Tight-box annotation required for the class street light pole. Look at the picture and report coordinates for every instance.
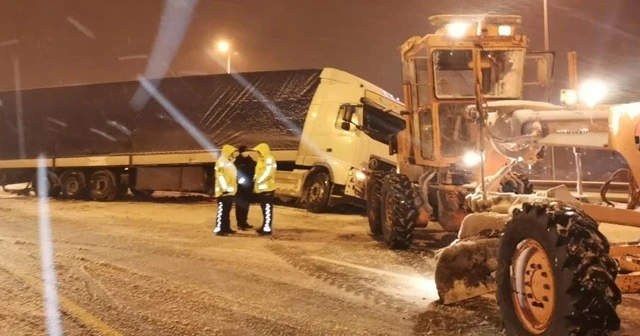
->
[542,0,556,180]
[543,0,550,51]
[217,40,232,74]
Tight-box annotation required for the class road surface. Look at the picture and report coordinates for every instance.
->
[1,194,639,335]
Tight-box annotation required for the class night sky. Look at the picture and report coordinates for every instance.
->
[1,0,639,99]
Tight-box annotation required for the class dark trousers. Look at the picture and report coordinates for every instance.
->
[235,190,252,227]
[257,191,275,233]
[214,196,234,233]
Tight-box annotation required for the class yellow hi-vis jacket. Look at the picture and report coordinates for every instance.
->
[253,143,277,193]
[214,145,238,198]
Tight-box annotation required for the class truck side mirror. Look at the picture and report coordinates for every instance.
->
[342,105,356,122]
[388,135,398,155]
[340,121,351,131]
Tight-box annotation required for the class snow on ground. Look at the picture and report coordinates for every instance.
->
[0,192,638,335]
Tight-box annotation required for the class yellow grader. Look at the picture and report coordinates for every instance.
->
[366,14,640,335]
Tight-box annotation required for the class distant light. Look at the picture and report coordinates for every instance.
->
[217,40,230,53]
[446,23,470,38]
[498,25,512,36]
[579,79,608,107]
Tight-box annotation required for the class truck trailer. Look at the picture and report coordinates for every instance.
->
[0,67,405,212]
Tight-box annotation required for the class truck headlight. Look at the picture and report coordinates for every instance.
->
[355,171,366,181]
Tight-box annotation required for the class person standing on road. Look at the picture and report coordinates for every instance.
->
[214,144,239,236]
[253,143,277,236]
[234,145,256,231]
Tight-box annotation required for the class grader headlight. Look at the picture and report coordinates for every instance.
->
[446,22,471,38]
[462,151,483,167]
[579,79,608,107]
[498,25,513,36]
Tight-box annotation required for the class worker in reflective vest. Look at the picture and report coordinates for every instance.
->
[214,144,239,236]
[253,143,277,235]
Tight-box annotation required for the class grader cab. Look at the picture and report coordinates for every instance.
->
[366,14,640,334]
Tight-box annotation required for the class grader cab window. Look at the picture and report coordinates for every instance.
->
[438,103,475,158]
[433,49,525,99]
[419,110,434,159]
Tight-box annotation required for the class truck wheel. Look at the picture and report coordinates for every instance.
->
[367,171,386,235]
[60,170,87,200]
[305,172,331,213]
[89,170,118,202]
[500,172,534,194]
[497,202,621,335]
[380,173,417,249]
[32,171,61,198]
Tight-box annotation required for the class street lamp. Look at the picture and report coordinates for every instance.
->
[543,0,549,51]
[217,40,231,74]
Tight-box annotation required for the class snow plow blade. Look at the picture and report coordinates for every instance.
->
[434,237,500,304]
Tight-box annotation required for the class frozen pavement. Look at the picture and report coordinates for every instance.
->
[0,194,640,335]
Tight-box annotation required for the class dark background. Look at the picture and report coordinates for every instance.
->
[0,0,639,101]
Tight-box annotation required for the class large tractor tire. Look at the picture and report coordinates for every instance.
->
[366,171,386,235]
[380,173,418,249]
[305,171,332,213]
[497,202,621,335]
[88,170,118,202]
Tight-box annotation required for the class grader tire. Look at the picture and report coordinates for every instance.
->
[366,171,386,235]
[497,202,621,335]
[380,173,417,250]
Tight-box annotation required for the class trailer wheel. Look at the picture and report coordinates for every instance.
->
[32,171,61,198]
[380,173,417,249]
[60,171,87,200]
[497,202,621,335]
[305,171,331,213]
[89,170,118,202]
[366,171,386,235]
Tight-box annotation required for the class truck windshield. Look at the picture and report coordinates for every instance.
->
[433,49,524,99]
[362,103,405,145]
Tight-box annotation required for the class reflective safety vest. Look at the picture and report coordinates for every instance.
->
[253,143,277,193]
[214,145,238,197]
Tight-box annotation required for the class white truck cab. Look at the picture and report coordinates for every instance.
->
[275,68,405,212]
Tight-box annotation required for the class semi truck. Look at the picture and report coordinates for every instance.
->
[0,67,405,212]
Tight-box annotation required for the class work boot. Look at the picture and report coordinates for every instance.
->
[215,231,229,237]
[256,228,272,236]
[238,223,254,230]
[224,229,237,234]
